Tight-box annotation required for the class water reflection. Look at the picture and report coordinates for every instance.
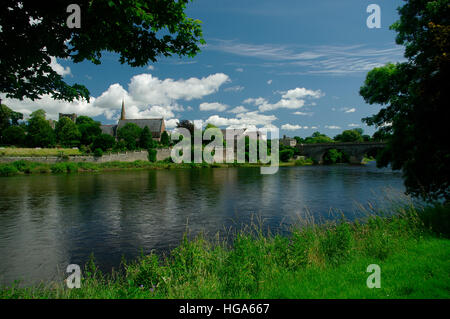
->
[0,163,404,285]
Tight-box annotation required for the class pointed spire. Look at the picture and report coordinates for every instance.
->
[120,99,126,120]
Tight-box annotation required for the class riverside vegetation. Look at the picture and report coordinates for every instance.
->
[1,202,448,299]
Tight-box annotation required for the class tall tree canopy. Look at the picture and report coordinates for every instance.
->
[0,0,204,102]
[360,0,450,201]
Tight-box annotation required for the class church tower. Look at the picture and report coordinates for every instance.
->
[120,99,126,120]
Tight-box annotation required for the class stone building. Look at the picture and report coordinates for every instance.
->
[100,100,166,141]
[59,113,77,122]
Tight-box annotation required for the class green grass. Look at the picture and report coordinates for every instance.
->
[0,147,81,157]
[1,203,449,299]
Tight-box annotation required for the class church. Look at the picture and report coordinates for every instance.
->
[100,101,166,141]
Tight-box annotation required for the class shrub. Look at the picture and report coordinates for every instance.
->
[0,164,19,176]
[280,149,294,162]
[94,148,103,158]
[50,163,67,173]
[148,148,157,162]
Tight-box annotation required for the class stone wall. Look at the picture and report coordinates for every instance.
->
[0,148,173,164]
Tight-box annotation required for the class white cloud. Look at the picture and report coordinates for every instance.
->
[281,88,323,100]
[224,85,244,92]
[244,87,322,112]
[235,68,244,72]
[345,108,356,113]
[2,72,230,121]
[205,111,276,128]
[209,39,405,75]
[293,111,313,116]
[325,125,341,129]
[50,57,71,77]
[228,106,249,113]
[165,118,180,129]
[281,124,302,130]
[199,102,228,112]
[348,123,361,127]
[267,79,272,85]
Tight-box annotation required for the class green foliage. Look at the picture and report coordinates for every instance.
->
[0,104,23,140]
[148,148,157,162]
[139,126,156,149]
[279,149,294,162]
[1,126,26,146]
[92,134,116,152]
[76,116,102,145]
[117,123,142,150]
[160,131,170,146]
[304,131,334,144]
[0,0,204,102]
[26,114,56,147]
[0,164,19,176]
[334,129,364,143]
[93,148,103,158]
[360,0,450,201]
[55,117,81,147]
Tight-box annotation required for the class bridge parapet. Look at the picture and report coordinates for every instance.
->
[295,142,385,164]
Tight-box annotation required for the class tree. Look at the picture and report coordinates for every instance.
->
[2,126,26,146]
[92,134,116,152]
[26,111,55,147]
[176,120,195,136]
[334,129,364,143]
[76,116,102,146]
[160,131,170,146]
[0,0,205,102]
[280,149,294,162]
[304,132,334,144]
[360,0,450,201]
[0,104,23,138]
[55,117,81,147]
[139,126,156,149]
[117,123,142,150]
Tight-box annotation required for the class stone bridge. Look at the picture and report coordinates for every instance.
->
[295,142,385,164]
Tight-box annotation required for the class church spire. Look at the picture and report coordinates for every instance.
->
[120,99,126,120]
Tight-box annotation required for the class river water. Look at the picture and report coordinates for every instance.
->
[0,162,406,285]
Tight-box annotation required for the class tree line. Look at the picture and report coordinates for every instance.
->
[0,105,170,159]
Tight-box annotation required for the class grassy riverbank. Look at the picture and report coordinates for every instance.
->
[0,147,82,157]
[0,159,314,176]
[1,203,449,299]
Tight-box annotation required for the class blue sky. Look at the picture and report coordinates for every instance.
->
[4,0,406,137]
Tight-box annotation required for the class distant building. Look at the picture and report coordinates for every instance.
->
[100,100,166,141]
[59,113,77,122]
[281,135,297,147]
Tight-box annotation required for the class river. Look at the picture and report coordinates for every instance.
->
[0,162,406,285]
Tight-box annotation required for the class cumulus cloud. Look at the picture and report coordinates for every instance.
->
[50,57,71,77]
[267,79,272,85]
[199,102,228,112]
[281,124,302,130]
[228,106,249,113]
[205,111,276,129]
[348,123,361,127]
[244,87,323,112]
[2,72,230,121]
[325,125,341,129]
